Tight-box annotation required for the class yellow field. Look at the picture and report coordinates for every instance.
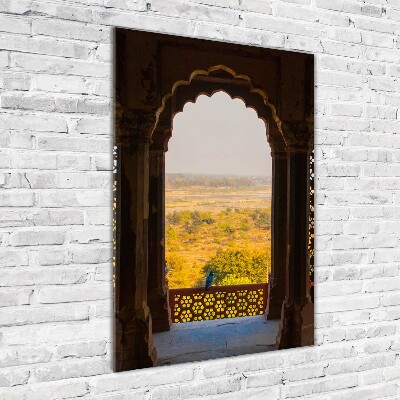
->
[166,186,272,213]
[165,183,272,288]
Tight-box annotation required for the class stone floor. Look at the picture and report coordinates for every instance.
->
[153,315,280,366]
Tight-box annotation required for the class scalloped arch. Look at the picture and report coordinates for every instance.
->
[173,89,266,128]
[155,65,284,141]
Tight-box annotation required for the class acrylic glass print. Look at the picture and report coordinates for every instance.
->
[113,28,314,371]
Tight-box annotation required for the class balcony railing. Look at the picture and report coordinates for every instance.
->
[168,282,268,323]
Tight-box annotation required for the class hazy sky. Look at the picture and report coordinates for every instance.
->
[166,92,272,177]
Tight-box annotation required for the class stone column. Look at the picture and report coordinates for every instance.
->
[147,129,172,332]
[277,123,314,349]
[115,110,157,371]
[266,141,287,320]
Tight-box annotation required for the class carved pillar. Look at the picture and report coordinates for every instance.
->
[115,110,157,371]
[277,122,314,349]
[147,129,172,332]
[266,137,287,320]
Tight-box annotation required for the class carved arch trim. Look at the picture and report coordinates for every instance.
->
[154,64,285,147]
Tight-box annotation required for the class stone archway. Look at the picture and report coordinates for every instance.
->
[149,65,286,326]
[114,29,314,371]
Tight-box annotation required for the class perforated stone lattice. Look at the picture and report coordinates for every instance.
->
[169,283,268,323]
[309,149,315,300]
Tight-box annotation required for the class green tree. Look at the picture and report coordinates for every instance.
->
[200,247,270,286]
[166,253,189,287]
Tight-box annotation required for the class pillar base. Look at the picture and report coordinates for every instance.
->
[115,304,157,371]
[276,297,314,349]
[148,290,171,332]
[265,278,285,320]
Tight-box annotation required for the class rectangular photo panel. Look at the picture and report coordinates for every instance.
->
[113,28,314,371]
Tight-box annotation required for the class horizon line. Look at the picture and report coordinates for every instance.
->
[166,172,272,177]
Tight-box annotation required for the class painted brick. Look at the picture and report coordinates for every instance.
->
[0,0,31,14]
[38,190,111,207]
[0,113,67,132]
[180,375,244,398]
[67,227,112,244]
[38,248,68,266]
[240,0,272,14]
[27,209,84,226]
[329,384,396,400]
[0,368,30,387]
[11,52,110,78]
[57,172,111,189]
[319,55,385,75]
[151,0,240,25]
[38,136,110,153]
[2,72,31,91]
[244,370,282,387]
[284,375,358,397]
[76,117,110,135]
[0,192,35,207]
[37,284,111,304]
[56,153,91,171]
[92,154,113,171]
[0,288,33,308]
[55,340,107,359]
[318,294,380,313]
[94,264,112,282]
[1,93,55,112]
[317,280,363,297]
[191,387,280,400]
[32,19,110,43]
[283,363,326,381]
[10,230,65,246]
[90,365,194,393]
[103,0,148,10]
[329,103,363,117]
[70,246,112,264]
[0,132,34,150]
[0,266,87,286]
[0,250,29,267]
[0,346,52,368]
[0,303,89,327]
[326,354,396,375]
[35,74,97,95]
[0,15,31,35]
[33,358,111,382]
[92,300,112,318]
[333,310,370,326]
[85,208,112,225]
[2,320,110,346]
[76,98,110,115]
[30,1,94,23]
[24,380,90,400]
[0,33,93,59]
[320,40,362,58]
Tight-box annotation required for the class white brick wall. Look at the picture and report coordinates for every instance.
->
[0,0,399,398]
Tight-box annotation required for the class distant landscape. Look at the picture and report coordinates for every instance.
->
[165,173,272,289]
